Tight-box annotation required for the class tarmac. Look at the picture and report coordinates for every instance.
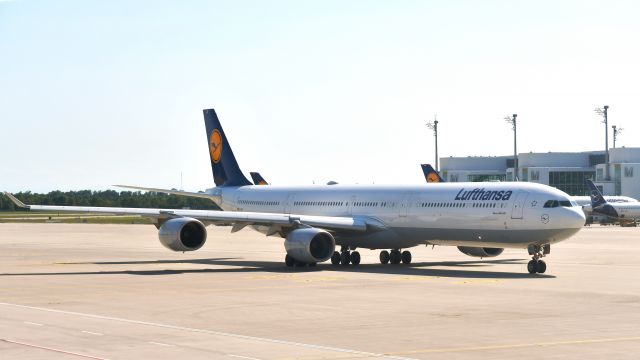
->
[1,223,639,359]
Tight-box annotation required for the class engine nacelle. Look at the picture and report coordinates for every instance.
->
[284,228,336,263]
[158,217,207,252]
[457,246,504,258]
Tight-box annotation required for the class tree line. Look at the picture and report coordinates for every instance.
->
[0,190,220,211]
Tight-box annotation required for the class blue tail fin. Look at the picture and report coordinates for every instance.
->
[203,109,252,187]
[421,164,445,183]
[586,179,619,217]
[250,172,269,185]
[586,179,607,207]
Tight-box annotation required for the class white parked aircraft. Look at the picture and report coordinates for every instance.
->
[586,180,640,221]
[4,108,586,274]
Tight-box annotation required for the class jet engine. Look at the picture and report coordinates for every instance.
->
[284,228,336,263]
[457,246,504,258]
[158,217,207,251]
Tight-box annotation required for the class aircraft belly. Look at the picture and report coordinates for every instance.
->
[335,226,581,250]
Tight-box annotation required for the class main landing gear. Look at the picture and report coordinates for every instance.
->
[379,249,411,265]
[284,254,316,268]
[527,244,550,274]
[330,246,361,266]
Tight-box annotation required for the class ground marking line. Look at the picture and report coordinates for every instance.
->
[149,341,174,347]
[23,321,43,326]
[1,338,108,360]
[228,354,263,360]
[81,331,104,336]
[0,302,415,360]
[390,336,640,355]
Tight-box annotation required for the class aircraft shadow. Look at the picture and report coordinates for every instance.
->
[0,257,554,279]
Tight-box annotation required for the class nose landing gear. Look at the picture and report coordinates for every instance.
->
[527,244,550,274]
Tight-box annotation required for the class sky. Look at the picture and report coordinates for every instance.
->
[1,0,639,193]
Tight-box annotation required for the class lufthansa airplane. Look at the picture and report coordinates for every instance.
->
[5,108,586,274]
[586,179,640,222]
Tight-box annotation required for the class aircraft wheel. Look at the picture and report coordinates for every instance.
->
[330,252,341,265]
[350,251,361,265]
[527,260,537,274]
[390,250,401,265]
[340,252,351,265]
[379,250,390,264]
[285,254,295,267]
[536,260,546,274]
[401,251,412,264]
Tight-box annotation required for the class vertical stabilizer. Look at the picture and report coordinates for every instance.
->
[250,172,270,185]
[421,164,445,183]
[203,109,252,187]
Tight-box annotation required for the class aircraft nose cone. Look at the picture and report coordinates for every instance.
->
[568,208,586,228]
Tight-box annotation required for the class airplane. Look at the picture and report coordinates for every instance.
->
[4,108,586,274]
[586,179,640,222]
[419,165,636,214]
[250,172,269,185]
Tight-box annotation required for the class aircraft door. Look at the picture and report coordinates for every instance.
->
[399,192,416,218]
[511,191,529,219]
[284,194,296,214]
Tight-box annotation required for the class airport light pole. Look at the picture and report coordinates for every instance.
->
[505,114,518,181]
[595,105,610,180]
[612,125,623,149]
[426,116,439,171]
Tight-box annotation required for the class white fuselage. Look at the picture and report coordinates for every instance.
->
[206,182,585,250]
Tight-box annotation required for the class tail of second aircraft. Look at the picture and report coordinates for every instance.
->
[203,109,252,187]
[250,172,269,185]
[421,164,445,183]
[586,179,619,218]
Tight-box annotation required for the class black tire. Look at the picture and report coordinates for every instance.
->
[285,254,295,267]
[536,260,546,274]
[309,262,317,267]
[390,250,401,265]
[351,251,361,265]
[401,251,412,264]
[340,252,351,265]
[379,250,390,264]
[331,252,341,265]
[527,260,537,274]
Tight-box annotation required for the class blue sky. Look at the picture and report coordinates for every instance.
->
[1,0,639,192]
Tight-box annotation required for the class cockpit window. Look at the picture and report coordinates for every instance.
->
[544,200,577,208]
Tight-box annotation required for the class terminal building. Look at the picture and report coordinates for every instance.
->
[440,147,640,199]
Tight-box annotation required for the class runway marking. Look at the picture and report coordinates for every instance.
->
[0,302,415,360]
[390,336,640,355]
[228,354,263,360]
[149,341,174,347]
[1,338,108,359]
[23,321,43,326]
[81,330,104,336]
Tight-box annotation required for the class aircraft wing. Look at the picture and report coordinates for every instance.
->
[3,192,379,232]
[114,185,220,202]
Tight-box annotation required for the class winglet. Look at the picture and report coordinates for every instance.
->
[3,192,29,209]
